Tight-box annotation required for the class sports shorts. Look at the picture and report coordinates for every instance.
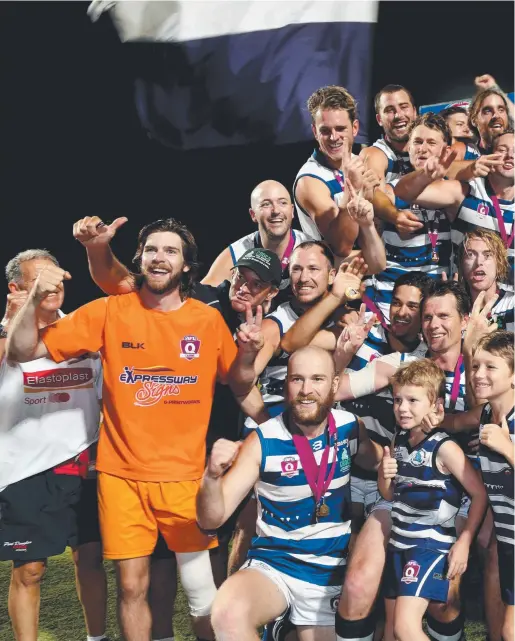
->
[369,497,393,514]
[240,558,342,627]
[0,468,81,563]
[497,539,514,605]
[98,472,218,560]
[350,477,381,516]
[383,547,449,603]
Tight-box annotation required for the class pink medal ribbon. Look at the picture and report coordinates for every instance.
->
[280,231,296,271]
[449,355,464,412]
[362,294,389,331]
[292,412,338,520]
[490,194,515,249]
[333,170,345,191]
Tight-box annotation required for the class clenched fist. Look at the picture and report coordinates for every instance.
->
[32,265,71,302]
[206,439,242,479]
[2,291,29,326]
[73,216,128,247]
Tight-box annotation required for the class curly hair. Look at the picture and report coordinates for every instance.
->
[390,359,446,405]
[407,112,453,147]
[458,229,509,284]
[133,218,200,298]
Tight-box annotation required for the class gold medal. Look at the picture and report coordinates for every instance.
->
[317,502,330,518]
[344,287,361,301]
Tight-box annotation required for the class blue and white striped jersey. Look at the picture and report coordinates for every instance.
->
[366,180,452,321]
[479,405,515,547]
[228,229,312,306]
[372,138,412,183]
[248,408,360,586]
[341,323,399,480]
[492,289,515,331]
[453,177,514,290]
[293,149,351,240]
[463,143,481,161]
[390,430,463,553]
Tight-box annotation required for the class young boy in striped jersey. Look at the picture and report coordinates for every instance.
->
[378,359,488,641]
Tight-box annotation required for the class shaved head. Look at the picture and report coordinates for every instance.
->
[288,346,336,379]
[250,180,291,209]
[249,180,294,241]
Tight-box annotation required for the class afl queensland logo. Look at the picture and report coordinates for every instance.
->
[477,203,489,216]
[280,457,299,477]
[180,336,201,361]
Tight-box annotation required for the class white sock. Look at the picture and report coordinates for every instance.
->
[87,636,106,641]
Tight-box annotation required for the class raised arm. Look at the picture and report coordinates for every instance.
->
[73,216,136,295]
[0,291,29,362]
[377,444,397,501]
[201,247,234,286]
[372,187,424,236]
[6,266,70,362]
[280,257,368,354]
[354,417,383,471]
[359,145,389,191]
[334,350,403,401]
[197,432,262,530]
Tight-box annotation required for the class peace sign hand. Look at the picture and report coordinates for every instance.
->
[423,148,458,181]
[346,180,374,228]
[236,303,264,353]
[463,291,498,354]
[335,304,376,356]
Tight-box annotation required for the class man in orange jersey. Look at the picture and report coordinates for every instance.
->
[7,218,267,641]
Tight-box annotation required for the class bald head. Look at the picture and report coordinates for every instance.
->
[250,180,291,210]
[249,180,294,241]
[288,346,336,379]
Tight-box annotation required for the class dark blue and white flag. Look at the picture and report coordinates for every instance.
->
[88,1,378,149]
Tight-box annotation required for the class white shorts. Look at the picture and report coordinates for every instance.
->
[350,477,381,516]
[240,559,342,626]
[369,497,393,514]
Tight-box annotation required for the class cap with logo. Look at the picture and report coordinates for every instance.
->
[234,249,282,286]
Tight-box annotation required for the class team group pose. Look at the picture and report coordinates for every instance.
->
[1,73,514,641]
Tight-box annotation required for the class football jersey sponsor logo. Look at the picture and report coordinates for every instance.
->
[410,450,429,467]
[401,560,421,584]
[340,448,351,472]
[119,366,198,407]
[280,456,299,477]
[180,336,201,360]
[23,367,94,392]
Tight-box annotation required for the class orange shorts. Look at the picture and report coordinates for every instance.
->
[98,472,217,560]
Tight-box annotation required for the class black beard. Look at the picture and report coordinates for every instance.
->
[289,392,335,427]
[142,270,182,295]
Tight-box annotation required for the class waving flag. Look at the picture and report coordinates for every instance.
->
[88,1,378,149]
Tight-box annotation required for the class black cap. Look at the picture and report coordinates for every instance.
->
[234,248,282,286]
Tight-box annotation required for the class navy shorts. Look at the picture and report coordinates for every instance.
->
[384,548,449,603]
[73,478,101,546]
[497,539,514,605]
[0,469,81,563]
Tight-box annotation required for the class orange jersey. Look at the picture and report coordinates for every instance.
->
[42,294,237,482]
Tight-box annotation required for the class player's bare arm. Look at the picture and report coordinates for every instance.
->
[295,174,358,257]
[334,350,402,402]
[201,247,234,286]
[73,216,136,295]
[372,186,424,235]
[359,145,389,191]
[353,417,383,470]
[197,432,262,530]
[280,257,367,354]
[6,265,70,362]
[378,444,397,502]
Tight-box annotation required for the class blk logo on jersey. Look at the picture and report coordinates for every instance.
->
[180,336,201,360]
[401,561,421,584]
[280,457,299,477]
[119,366,198,407]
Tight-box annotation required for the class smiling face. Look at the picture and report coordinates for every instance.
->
[492,132,514,181]
[140,231,190,295]
[289,246,336,306]
[409,124,449,170]
[228,267,276,313]
[471,349,513,402]
[286,348,338,428]
[312,108,359,166]
[376,90,417,143]
[393,383,436,430]
[422,294,467,354]
[250,181,294,242]
[389,285,423,341]
[461,238,498,294]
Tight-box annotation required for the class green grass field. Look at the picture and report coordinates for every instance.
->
[0,551,487,640]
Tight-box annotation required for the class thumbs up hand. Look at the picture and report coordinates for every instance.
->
[380,446,398,480]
